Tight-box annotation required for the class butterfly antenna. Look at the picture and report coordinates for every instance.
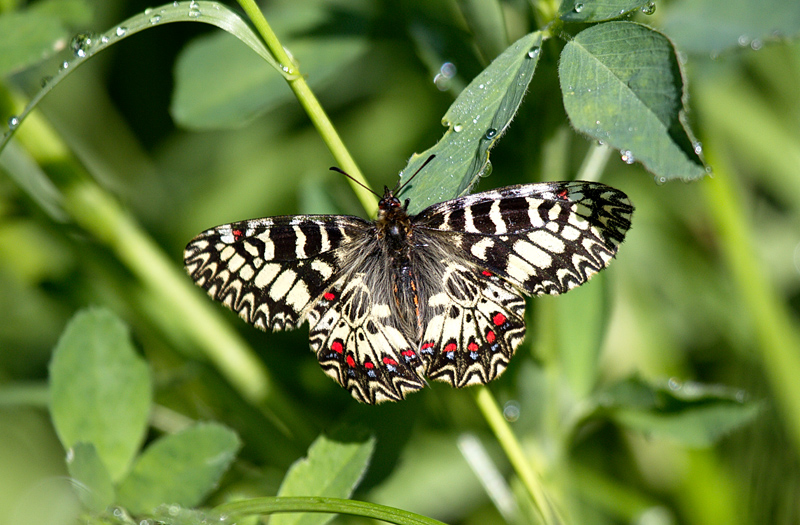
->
[395,154,436,194]
[329,167,381,198]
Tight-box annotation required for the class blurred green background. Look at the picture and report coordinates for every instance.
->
[1,0,799,523]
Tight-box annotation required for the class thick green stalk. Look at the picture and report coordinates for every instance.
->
[236,0,378,215]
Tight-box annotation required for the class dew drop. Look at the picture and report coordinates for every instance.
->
[40,75,52,88]
[737,34,750,47]
[656,176,667,185]
[173,0,180,6]
[692,141,703,155]
[484,128,498,140]
[59,60,70,71]
[527,47,540,59]
[453,123,463,132]
[116,26,127,37]
[65,447,75,462]
[440,61,456,78]
[480,160,493,178]
[641,2,656,15]
[188,0,201,17]
[503,400,520,422]
[750,39,763,51]
[144,7,153,15]
[574,3,584,13]
[667,377,682,390]
[620,150,635,164]
[70,32,96,58]
[150,14,162,24]
[478,83,484,89]
[7,116,19,130]
[101,35,109,44]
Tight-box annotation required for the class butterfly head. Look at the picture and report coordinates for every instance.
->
[377,187,409,221]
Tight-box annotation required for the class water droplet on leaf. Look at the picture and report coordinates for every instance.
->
[527,47,540,59]
[641,2,656,15]
[116,26,127,37]
[574,3,584,12]
[150,14,162,24]
[484,128,498,140]
[620,150,635,164]
[453,123,463,132]
[70,32,96,58]
[7,116,19,130]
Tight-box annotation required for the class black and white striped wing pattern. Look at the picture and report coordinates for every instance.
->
[184,215,370,331]
[185,180,633,404]
[415,181,632,295]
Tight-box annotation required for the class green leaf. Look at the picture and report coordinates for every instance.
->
[662,0,800,55]
[65,442,115,513]
[116,422,240,515]
[559,21,706,182]
[597,377,762,447]
[171,5,368,129]
[0,0,93,76]
[272,430,375,525]
[398,31,543,214]
[559,0,654,23]
[49,308,152,482]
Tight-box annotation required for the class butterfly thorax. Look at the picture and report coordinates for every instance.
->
[375,187,423,339]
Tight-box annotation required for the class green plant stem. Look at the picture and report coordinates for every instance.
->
[701,144,800,455]
[215,496,447,525]
[471,385,561,525]
[236,0,378,215]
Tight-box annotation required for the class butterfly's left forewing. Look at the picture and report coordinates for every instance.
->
[184,215,369,331]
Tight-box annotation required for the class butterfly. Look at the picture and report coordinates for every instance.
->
[184,168,633,404]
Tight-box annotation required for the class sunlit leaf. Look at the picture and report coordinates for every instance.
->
[559,21,705,181]
[273,430,375,525]
[398,31,543,214]
[559,0,654,23]
[116,422,240,514]
[49,308,151,482]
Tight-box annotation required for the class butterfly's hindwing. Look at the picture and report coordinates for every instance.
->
[417,263,526,387]
[308,275,426,403]
[184,215,369,330]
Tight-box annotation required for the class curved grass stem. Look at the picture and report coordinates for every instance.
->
[235,0,378,215]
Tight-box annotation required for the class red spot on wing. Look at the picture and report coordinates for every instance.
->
[556,189,569,199]
[364,362,374,369]
[346,355,356,367]
[323,292,335,301]
[444,343,457,353]
[467,342,479,352]
[486,330,496,343]
[331,341,343,353]
[232,229,243,241]
[481,270,492,277]
[383,357,398,366]
[421,342,435,350]
[401,349,416,357]
[492,313,507,326]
